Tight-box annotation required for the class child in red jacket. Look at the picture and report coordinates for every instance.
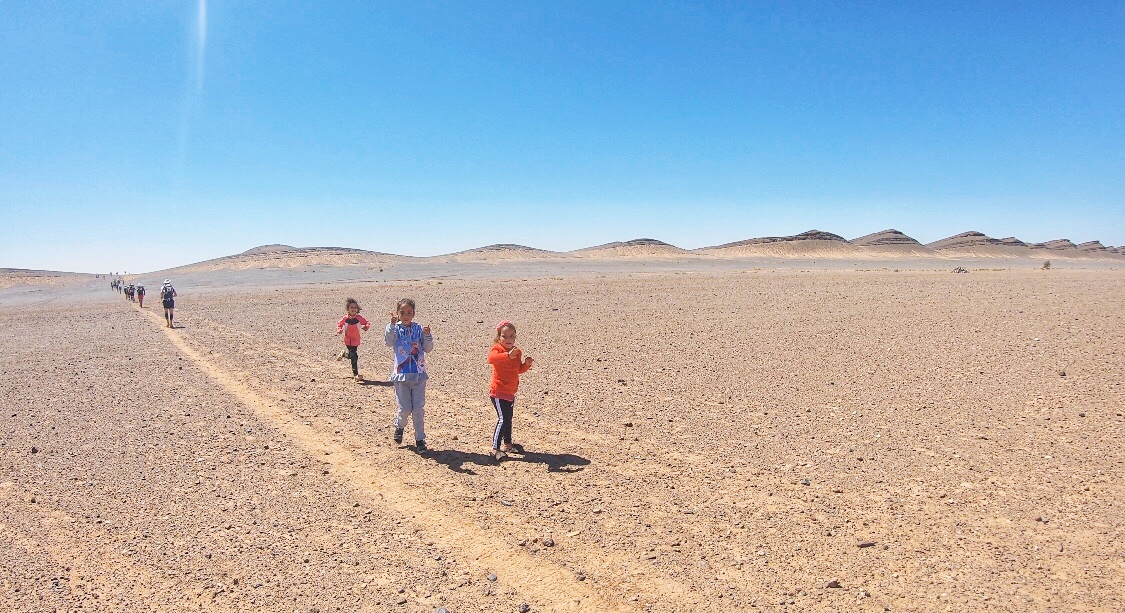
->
[336,298,371,382]
[488,320,534,461]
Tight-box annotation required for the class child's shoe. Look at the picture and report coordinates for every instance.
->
[415,440,428,452]
[354,374,363,383]
[492,449,507,462]
[393,428,403,444]
[337,351,346,361]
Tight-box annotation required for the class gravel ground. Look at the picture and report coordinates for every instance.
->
[2,265,1124,612]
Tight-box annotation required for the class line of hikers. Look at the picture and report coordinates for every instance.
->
[111,277,177,327]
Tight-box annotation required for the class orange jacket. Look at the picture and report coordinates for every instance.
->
[488,343,532,401]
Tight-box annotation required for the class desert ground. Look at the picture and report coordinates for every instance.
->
[2,255,1124,612]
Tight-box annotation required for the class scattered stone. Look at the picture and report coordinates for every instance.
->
[30,446,38,454]
[858,540,876,548]
[542,537,555,547]
[623,422,633,427]
[801,479,810,486]
[820,579,842,589]
[1078,412,1085,417]
[487,573,497,582]
[519,605,531,613]
[395,597,407,605]
[435,608,449,613]
[397,587,405,594]
[1036,516,1050,524]
[576,572,586,581]
[1058,370,1066,377]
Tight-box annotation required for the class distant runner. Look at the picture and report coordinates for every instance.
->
[136,284,145,308]
[160,279,177,328]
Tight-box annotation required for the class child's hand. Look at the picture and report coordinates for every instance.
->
[336,329,342,335]
[390,312,400,325]
[509,346,521,359]
[422,325,431,336]
[524,356,534,367]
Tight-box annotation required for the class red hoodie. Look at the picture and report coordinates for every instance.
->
[337,315,371,347]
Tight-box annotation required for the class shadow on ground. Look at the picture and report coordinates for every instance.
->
[423,447,590,475]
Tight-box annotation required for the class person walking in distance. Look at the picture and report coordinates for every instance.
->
[160,279,177,328]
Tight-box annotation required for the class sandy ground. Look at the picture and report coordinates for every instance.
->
[2,261,1124,612]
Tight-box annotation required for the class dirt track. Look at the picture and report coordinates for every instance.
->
[2,268,1124,612]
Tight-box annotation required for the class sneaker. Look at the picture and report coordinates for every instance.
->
[393,428,403,444]
[337,351,346,361]
[492,449,507,462]
[354,374,363,383]
[415,440,428,452]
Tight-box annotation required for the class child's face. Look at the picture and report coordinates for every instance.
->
[499,328,516,349]
[397,305,415,324]
[347,304,359,316]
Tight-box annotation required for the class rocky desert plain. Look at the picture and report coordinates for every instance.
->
[2,230,1124,612]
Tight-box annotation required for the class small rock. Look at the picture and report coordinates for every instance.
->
[1078,412,1085,417]
[519,605,531,613]
[623,422,633,427]
[435,608,449,613]
[820,579,842,589]
[487,573,497,582]
[397,587,406,594]
[542,537,555,547]
[395,597,407,605]
[30,447,38,454]
[801,479,810,486]
[576,572,586,581]
[858,540,876,548]
[1036,516,1050,524]
[1058,370,1066,377]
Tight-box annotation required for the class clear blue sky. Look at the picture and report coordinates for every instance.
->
[2,1,1123,273]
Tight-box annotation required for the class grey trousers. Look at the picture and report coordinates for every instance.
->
[393,379,427,440]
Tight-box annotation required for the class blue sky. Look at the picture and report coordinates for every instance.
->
[2,1,1123,272]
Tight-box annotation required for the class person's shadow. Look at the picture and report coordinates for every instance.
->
[358,379,393,387]
[424,446,590,475]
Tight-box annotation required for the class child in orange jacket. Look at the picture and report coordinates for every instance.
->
[488,320,534,461]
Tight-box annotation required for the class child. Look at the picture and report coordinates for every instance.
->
[385,298,434,451]
[488,320,534,461]
[336,298,371,382]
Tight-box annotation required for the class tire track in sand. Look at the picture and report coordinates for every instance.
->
[140,309,640,612]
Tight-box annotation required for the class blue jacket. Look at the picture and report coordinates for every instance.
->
[384,322,434,381]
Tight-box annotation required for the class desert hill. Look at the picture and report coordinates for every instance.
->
[570,238,691,257]
[698,230,860,257]
[435,244,561,262]
[156,246,403,274]
[850,229,922,247]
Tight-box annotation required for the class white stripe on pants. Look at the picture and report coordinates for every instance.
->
[393,379,426,441]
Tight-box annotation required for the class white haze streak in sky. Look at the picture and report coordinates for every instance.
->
[194,0,207,95]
